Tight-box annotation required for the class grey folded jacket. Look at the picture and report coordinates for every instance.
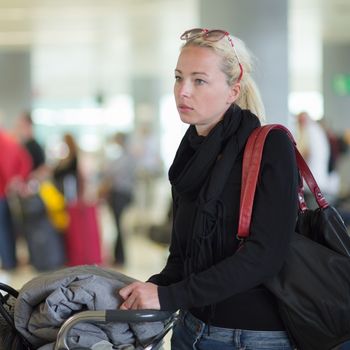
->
[14,265,164,349]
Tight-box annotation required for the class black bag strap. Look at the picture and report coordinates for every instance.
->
[0,283,19,298]
[0,283,33,350]
[0,282,19,329]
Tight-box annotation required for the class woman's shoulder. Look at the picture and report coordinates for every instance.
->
[263,126,292,141]
[262,127,296,161]
[260,126,294,146]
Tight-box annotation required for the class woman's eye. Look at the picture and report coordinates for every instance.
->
[175,75,182,81]
[195,79,206,85]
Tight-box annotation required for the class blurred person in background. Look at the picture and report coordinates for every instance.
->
[318,118,349,176]
[118,28,299,349]
[296,111,340,206]
[100,132,137,266]
[0,126,32,270]
[14,110,46,176]
[53,133,82,202]
[130,123,163,230]
[320,123,350,228]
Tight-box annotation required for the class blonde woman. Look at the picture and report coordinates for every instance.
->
[119,28,298,349]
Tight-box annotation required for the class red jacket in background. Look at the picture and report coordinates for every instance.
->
[0,129,32,198]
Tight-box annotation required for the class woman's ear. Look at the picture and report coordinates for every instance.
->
[227,83,241,104]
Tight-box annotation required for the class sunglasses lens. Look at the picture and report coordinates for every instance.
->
[204,30,226,42]
[180,28,204,41]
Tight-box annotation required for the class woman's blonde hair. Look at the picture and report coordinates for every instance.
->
[181,33,265,121]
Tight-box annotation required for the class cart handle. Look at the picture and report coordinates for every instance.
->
[54,309,174,350]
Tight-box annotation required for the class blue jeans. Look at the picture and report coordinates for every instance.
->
[340,341,350,349]
[171,311,294,350]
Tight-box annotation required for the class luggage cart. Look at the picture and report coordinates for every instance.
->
[1,281,176,350]
[54,309,177,350]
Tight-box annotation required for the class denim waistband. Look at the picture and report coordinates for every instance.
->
[179,311,293,348]
[180,311,237,340]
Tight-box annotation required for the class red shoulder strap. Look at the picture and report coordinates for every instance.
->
[237,124,328,239]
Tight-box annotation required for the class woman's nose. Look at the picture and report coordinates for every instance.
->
[178,81,191,98]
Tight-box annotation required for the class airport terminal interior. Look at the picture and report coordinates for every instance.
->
[1,0,350,349]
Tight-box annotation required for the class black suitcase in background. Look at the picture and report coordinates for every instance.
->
[14,193,66,271]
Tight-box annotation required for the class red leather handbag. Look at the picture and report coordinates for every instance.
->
[239,124,350,350]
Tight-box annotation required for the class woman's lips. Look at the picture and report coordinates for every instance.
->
[178,104,194,113]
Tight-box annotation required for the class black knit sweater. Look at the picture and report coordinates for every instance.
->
[148,106,299,330]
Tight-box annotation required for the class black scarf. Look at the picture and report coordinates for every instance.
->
[169,104,260,276]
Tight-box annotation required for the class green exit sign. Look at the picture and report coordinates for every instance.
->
[333,74,350,96]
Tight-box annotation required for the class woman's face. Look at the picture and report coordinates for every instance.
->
[174,45,240,136]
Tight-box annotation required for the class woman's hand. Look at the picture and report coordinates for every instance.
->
[119,282,160,310]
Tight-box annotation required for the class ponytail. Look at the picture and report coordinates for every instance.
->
[235,76,265,122]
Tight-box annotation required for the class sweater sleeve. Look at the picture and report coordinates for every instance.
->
[157,130,299,311]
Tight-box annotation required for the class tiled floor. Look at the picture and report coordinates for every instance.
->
[0,201,172,349]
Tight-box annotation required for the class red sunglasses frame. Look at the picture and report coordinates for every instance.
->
[180,28,243,82]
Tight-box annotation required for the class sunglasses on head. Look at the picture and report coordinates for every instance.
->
[180,28,243,82]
